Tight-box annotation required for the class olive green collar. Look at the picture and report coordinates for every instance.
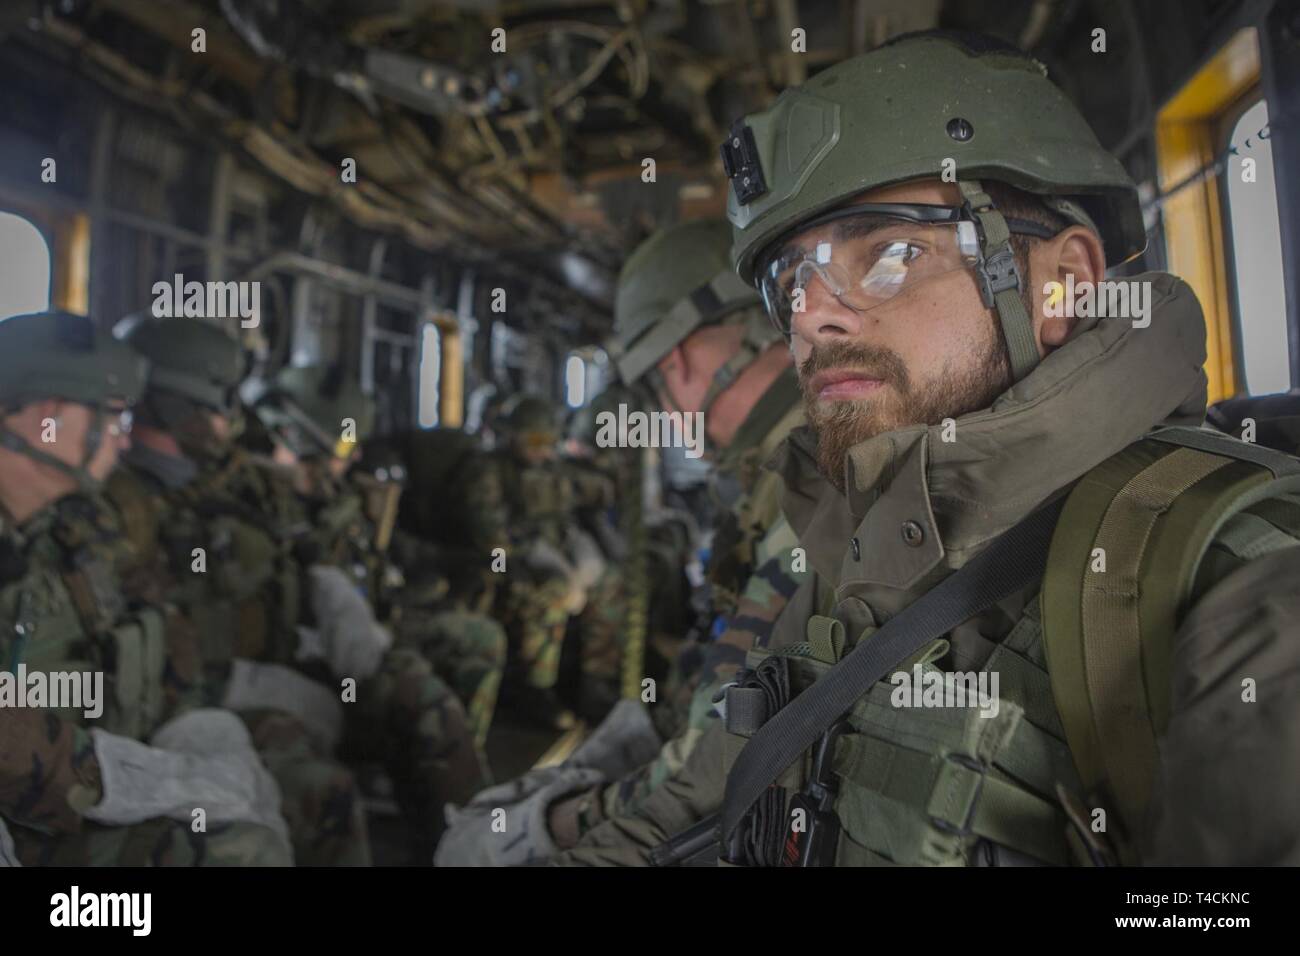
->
[772,273,1211,610]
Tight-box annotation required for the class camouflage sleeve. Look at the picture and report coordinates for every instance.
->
[600,545,809,820]
[551,719,727,867]
[0,710,99,834]
[1143,545,1300,865]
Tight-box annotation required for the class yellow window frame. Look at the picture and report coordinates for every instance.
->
[1155,26,1262,405]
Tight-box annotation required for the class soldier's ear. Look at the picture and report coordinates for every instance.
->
[1035,226,1105,351]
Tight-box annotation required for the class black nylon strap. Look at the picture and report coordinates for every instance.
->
[689,283,724,320]
[720,495,1067,841]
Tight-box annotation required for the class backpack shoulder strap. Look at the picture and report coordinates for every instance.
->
[1041,425,1300,862]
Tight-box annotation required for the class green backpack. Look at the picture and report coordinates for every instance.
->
[1041,424,1300,864]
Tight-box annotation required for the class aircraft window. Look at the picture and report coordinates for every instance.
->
[1224,98,1290,395]
[0,211,52,320]
[565,353,587,408]
[418,322,442,428]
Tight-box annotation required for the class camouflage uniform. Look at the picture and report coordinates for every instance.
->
[595,371,805,822]
[475,395,590,730]
[0,311,291,867]
[252,364,489,854]
[105,316,369,866]
[551,220,801,837]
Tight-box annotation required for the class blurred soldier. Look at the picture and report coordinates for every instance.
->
[437,220,808,863]
[562,385,695,722]
[399,424,509,615]
[546,218,805,836]
[484,393,603,731]
[0,311,291,866]
[254,364,507,753]
[104,316,370,866]
[250,363,492,856]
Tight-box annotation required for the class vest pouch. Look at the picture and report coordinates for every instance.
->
[830,690,1072,866]
[719,647,797,866]
[103,608,167,739]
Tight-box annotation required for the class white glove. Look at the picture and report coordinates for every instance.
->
[307,565,393,681]
[434,765,604,867]
[220,659,344,754]
[566,699,662,780]
[81,710,291,851]
[523,540,587,614]
[565,528,607,593]
[435,702,661,866]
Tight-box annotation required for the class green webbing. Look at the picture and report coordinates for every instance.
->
[1248,494,1300,538]
[834,734,1068,864]
[995,717,1080,799]
[983,642,1063,738]
[970,773,1068,865]
[1211,510,1299,561]
[835,831,898,866]
[1082,447,1229,831]
[806,614,846,664]
[958,180,1039,383]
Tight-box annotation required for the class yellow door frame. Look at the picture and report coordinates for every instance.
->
[1155,26,1261,405]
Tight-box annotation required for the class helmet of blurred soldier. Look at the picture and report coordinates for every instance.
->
[254,364,376,473]
[607,219,774,392]
[499,393,559,464]
[0,310,147,500]
[607,218,782,428]
[118,314,245,460]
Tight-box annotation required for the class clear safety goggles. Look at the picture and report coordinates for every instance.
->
[755,203,1050,335]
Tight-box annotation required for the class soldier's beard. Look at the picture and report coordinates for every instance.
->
[800,333,1011,493]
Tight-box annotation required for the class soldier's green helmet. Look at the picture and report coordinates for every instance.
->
[500,393,559,439]
[721,31,1146,383]
[0,311,147,490]
[117,314,246,458]
[607,218,778,412]
[118,315,244,416]
[256,364,376,460]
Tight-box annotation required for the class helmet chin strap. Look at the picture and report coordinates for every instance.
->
[698,308,780,419]
[0,407,105,494]
[958,179,1041,383]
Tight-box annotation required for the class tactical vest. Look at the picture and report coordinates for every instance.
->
[496,453,573,547]
[108,457,303,669]
[719,426,1300,866]
[1,497,166,740]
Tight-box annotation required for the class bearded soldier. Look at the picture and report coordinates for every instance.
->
[564,31,1300,866]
